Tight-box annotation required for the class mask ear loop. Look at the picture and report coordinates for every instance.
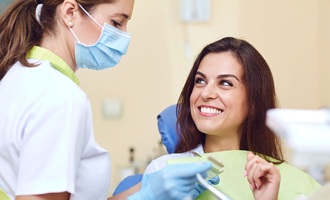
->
[70,4,104,43]
[67,21,81,43]
[78,4,103,28]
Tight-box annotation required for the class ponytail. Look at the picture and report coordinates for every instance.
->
[0,0,43,80]
[0,0,115,80]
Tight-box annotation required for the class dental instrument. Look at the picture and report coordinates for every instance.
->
[196,173,231,200]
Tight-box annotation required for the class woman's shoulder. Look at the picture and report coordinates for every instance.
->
[277,162,321,197]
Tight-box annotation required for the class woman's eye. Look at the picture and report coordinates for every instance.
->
[195,77,206,85]
[220,80,233,86]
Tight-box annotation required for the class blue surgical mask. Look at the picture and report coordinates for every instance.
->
[69,4,131,70]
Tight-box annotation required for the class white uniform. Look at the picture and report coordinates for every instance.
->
[0,47,111,200]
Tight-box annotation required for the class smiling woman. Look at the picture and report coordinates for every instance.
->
[144,37,321,200]
[176,37,280,159]
[190,51,248,150]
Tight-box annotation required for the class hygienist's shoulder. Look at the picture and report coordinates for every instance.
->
[0,60,89,116]
[8,59,86,98]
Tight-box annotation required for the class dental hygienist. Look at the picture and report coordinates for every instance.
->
[0,0,213,200]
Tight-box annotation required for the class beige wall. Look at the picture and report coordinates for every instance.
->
[76,0,330,192]
[320,0,330,106]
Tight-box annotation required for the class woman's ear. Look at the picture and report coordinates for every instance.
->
[59,0,80,27]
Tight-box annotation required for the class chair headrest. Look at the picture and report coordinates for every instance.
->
[157,104,179,153]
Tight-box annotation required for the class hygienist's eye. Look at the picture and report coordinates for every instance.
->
[111,20,122,28]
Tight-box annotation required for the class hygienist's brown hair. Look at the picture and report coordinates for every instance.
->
[0,0,114,80]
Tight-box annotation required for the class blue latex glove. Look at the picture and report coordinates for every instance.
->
[128,162,212,200]
[192,175,220,199]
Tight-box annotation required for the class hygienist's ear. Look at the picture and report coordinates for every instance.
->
[59,0,80,28]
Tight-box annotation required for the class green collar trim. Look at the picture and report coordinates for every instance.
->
[26,46,80,85]
[0,188,10,200]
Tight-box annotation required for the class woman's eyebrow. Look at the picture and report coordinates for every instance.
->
[197,71,240,82]
[196,71,206,78]
[217,74,240,82]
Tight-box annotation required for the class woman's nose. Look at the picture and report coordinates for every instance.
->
[201,84,217,100]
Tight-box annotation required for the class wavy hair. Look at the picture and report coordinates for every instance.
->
[175,37,283,163]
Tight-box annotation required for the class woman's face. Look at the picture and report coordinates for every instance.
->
[190,52,248,137]
[74,0,134,45]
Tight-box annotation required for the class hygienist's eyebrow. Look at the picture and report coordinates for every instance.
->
[196,71,240,82]
[118,13,131,20]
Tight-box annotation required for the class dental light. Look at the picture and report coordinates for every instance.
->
[266,108,330,183]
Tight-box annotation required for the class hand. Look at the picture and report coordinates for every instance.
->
[192,175,220,199]
[245,152,280,200]
[128,162,212,200]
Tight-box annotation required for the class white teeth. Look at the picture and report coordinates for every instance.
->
[201,107,222,114]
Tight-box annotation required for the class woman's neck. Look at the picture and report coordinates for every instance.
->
[203,133,240,153]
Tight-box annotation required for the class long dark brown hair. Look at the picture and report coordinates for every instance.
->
[175,37,284,163]
[0,0,114,80]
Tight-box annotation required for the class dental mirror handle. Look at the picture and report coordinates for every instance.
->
[196,173,232,200]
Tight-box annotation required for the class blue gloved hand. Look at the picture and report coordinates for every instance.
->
[128,162,212,200]
[192,175,220,199]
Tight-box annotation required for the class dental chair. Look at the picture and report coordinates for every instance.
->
[112,104,179,195]
[156,104,179,154]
